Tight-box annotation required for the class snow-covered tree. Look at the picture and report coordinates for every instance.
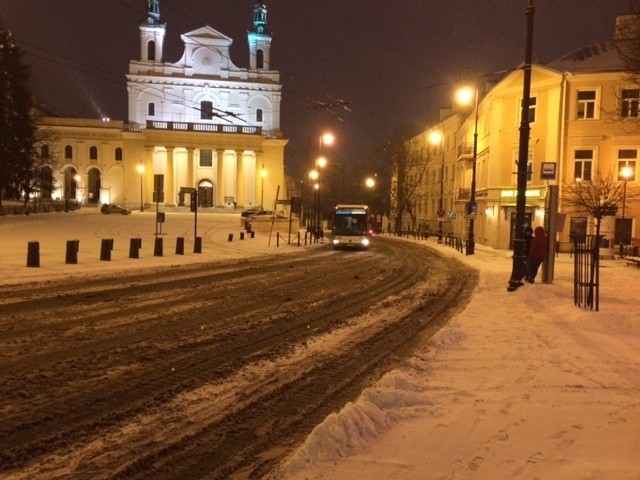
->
[0,19,38,210]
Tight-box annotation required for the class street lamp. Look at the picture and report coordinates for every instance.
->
[620,165,634,256]
[455,85,478,255]
[260,166,268,207]
[136,163,145,212]
[309,169,319,231]
[429,129,446,243]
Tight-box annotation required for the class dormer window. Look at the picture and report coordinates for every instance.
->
[201,101,214,120]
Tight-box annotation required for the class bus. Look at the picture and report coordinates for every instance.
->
[331,204,371,249]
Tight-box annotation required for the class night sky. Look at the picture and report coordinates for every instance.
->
[0,0,632,179]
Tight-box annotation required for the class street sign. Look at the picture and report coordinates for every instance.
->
[437,208,446,218]
[541,162,557,180]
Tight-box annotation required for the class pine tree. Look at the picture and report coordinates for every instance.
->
[0,18,38,210]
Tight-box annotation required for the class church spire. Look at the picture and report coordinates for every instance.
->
[146,0,162,26]
[250,2,271,35]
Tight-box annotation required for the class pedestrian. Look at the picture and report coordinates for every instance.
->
[523,226,534,281]
[527,226,548,283]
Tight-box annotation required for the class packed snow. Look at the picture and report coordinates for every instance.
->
[1,209,639,479]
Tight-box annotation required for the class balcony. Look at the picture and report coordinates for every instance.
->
[457,143,473,160]
[142,120,262,135]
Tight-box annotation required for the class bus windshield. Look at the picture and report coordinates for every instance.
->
[333,207,368,236]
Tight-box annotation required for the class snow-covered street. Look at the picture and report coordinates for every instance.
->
[1,210,639,479]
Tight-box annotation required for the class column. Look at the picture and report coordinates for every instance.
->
[256,151,264,207]
[235,150,244,207]
[186,147,195,188]
[216,149,225,206]
[144,146,154,205]
[165,146,175,206]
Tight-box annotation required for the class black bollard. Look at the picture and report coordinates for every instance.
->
[194,236,202,254]
[65,240,79,264]
[176,237,184,255]
[228,233,234,242]
[129,238,141,259]
[100,238,112,261]
[27,241,40,268]
[250,231,255,239]
[154,237,163,257]
[240,232,245,240]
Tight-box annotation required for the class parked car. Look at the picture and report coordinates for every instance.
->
[247,210,286,220]
[241,206,262,217]
[101,203,131,215]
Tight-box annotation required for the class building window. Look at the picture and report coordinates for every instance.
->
[89,146,98,161]
[201,101,214,120]
[513,149,533,185]
[574,149,594,181]
[64,145,73,159]
[147,40,155,61]
[199,149,213,167]
[41,145,50,159]
[256,108,263,122]
[577,90,596,119]
[115,147,123,162]
[148,102,155,116]
[621,89,640,118]
[256,49,264,69]
[618,149,637,180]
[522,96,537,123]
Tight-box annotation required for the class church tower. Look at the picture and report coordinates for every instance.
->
[139,0,166,62]
[247,2,272,70]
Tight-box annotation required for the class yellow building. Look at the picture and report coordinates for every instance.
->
[39,1,287,211]
[401,15,639,251]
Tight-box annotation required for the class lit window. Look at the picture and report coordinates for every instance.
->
[574,149,594,181]
[618,149,636,181]
[577,90,596,119]
[522,96,537,123]
[621,89,640,118]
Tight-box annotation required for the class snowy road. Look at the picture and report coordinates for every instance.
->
[0,237,476,479]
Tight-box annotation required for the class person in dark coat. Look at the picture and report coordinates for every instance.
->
[527,226,548,283]
[523,226,534,281]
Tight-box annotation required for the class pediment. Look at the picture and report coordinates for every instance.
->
[181,26,233,46]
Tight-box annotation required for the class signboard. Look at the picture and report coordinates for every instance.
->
[437,208,446,218]
[540,162,557,180]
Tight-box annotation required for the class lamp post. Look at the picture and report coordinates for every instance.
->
[429,130,446,242]
[136,163,145,212]
[456,85,478,255]
[309,169,319,232]
[620,165,634,256]
[314,131,335,235]
[507,0,535,292]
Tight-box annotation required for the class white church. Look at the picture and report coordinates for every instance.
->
[39,0,287,210]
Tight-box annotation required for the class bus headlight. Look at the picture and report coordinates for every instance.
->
[361,238,370,247]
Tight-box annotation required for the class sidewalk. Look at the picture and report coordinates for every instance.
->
[276,240,640,480]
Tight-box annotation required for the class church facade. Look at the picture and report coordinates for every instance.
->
[40,1,287,211]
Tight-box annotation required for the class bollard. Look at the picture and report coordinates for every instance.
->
[240,232,245,240]
[154,237,163,257]
[245,222,251,232]
[65,240,79,264]
[176,236,185,255]
[129,238,141,259]
[250,231,255,239]
[228,233,234,242]
[194,236,202,254]
[27,241,40,268]
[100,238,113,261]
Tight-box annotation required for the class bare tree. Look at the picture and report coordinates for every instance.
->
[562,170,638,238]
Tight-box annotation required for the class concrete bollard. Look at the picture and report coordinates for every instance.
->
[176,236,184,255]
[129,238,141,259]
[228,233,234,242]
[65,240,79,264]
[194,236,202,254]
[250,231,255,239]
[27,241,40,268]
[154,237,163,257]
[240,232,245,240]
[100,238,113,261]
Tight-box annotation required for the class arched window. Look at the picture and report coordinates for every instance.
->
[147,40,155,61]
[148,102,155,116]
[41,145,50,158]
[256,49,264,69]
[64,145,73,159]
[256,108,263,122]
[115,147,123,162]
[89,146,98,161]
[200,101,213,120]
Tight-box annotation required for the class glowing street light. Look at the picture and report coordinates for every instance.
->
[456,85,478,255]
[619,164,634,256]
[429,129,446,242]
